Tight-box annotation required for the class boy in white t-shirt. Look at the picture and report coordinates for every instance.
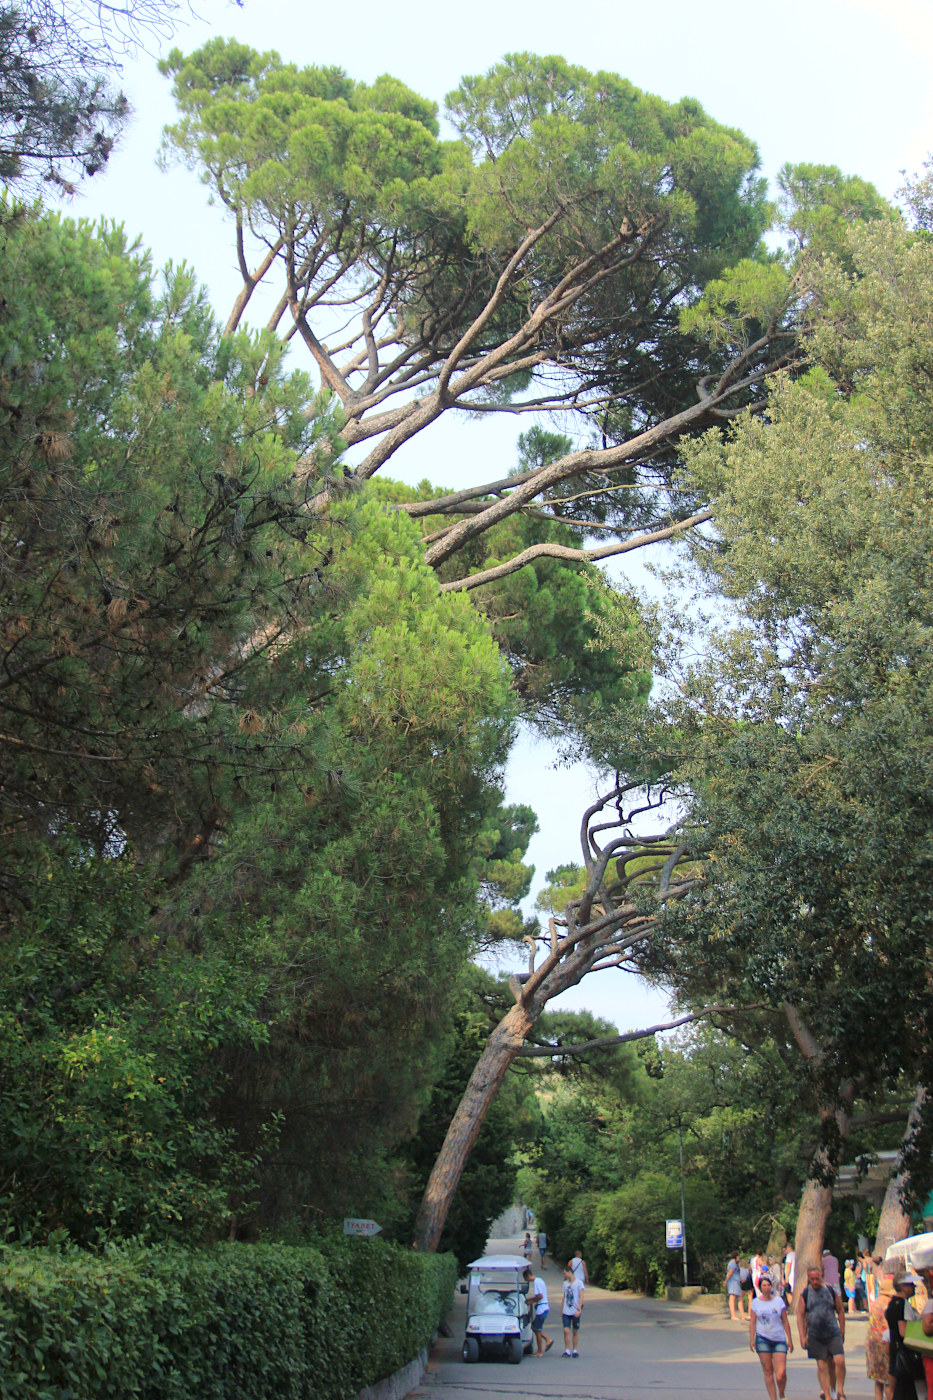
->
[561,1263,584,1357]
[524,1267,554,1356]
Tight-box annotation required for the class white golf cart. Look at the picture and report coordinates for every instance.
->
[459,1253,533,1364]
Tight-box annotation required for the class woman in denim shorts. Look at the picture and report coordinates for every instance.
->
[749,1272,794,1400]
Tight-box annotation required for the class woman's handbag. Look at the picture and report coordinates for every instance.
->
[903,1318,933,1355]
[894,1342,924,1381]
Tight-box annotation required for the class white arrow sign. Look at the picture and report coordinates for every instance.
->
[343,1217,382,1236]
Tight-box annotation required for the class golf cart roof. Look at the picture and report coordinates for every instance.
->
[466,1254,528,1271]
[885,1232,933,1271]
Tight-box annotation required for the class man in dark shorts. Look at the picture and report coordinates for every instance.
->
[524,1266,553,1356]
[797,1264,847,1400]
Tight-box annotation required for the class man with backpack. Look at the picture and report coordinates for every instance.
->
[797,1264,847,1400]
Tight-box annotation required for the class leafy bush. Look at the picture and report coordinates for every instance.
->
[0,848,265,1246]
[0,1236,456,1400]
[591,1172,680,1294]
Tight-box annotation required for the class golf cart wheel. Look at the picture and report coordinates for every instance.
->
[462,1338,480,1364]
[507,1337,523,1365]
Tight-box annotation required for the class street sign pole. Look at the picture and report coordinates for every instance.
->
[678,1122,688,1286]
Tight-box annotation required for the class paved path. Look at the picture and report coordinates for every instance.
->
[413,1239,874,1400]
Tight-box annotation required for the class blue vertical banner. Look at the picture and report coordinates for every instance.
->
[665,1219,684,1250]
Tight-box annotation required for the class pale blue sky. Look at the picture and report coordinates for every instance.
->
[57,0,930,1032]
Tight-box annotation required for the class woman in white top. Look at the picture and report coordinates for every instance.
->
[749,1272,794,1400]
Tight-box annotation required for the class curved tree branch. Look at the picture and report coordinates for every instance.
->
[437,509,713,592]
[517,1004,765,1057]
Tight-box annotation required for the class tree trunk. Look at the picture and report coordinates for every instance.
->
[874,1085,927,1258]
[791,1097,855,1304]
[781,1002,855,1304]
[412,999,535,1253]
[410,816,696,1255]
[793,1173,834,1300]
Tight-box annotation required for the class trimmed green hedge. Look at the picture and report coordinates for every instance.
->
[0,1235,456,1400]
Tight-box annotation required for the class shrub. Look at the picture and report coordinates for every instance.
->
[0,1235,456,1400]
[592,1173,679,1294]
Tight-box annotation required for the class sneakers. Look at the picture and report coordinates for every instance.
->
[562,1350,571,1357]
[572,1350,579,1357]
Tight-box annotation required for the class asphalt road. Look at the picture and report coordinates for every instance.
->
[412,1240,875,1400]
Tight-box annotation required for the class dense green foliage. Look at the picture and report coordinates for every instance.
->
[0,204,345,876]
[639,215,933,1182]
[0,205,522,1244]
[185,498,521,1229]
[0,1234,455,1399]
[373,427,653,739]
[159,43,770,433]
[0,850,264,1243]
[508,187,933,1283]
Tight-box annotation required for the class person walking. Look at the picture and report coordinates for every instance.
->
[918,1265,933,1400]
[823,1249,842,1291]
[727,1251,746,1322]
[783,1242,796,1305]
[844,1260,858,1315]
[524,1266,554,1356]
[749,1272,794,1400]
[560,1262,584,1358]
[885,1271,922,1400]
[856,1251,871,1312]
[537,1230,548,1269]
[570,1249,589,1287]
[522,1232,533,1263]
[798,1263,847,1400]
[752,1248,767,1297]
[865,1266,895,1400]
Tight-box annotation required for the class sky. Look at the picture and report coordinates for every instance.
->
[57,0,931,1033]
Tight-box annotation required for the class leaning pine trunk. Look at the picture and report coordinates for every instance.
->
[412,1000,534,1253]
[411,844,691,1254]
[874,1086,927,1258]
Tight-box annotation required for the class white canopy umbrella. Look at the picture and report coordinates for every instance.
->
[885,1232,933,1272]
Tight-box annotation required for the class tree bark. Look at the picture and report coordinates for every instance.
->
[781,1002,856,1303]
[874,1085,927,1257]
[412,999,534,1253]
[793,1170,835,1298]
[791,1093,855,1304]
